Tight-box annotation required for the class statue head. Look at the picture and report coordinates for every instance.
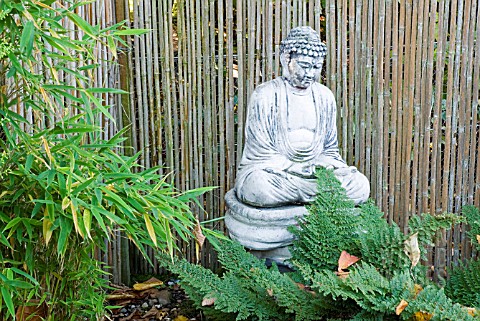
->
[280,26,327,89]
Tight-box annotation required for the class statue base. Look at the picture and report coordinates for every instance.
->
[224,189,308,262]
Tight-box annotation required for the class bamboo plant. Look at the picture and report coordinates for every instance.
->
[0,0,210,319]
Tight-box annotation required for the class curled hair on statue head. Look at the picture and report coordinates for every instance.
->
[280,26,327,62]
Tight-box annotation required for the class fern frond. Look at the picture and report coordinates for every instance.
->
[464,206,480,251]
[404,285,475,321]
[445,259,480,308]
[408,212,463,260]
[358,221,410,278]
[290,168,361,271]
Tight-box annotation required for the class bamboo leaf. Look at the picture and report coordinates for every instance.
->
[144,214,157,247]
[179,187,217,201]
[70,202,84,238]
[41,137,53,164]
[72,177,95,195]
[7,53,23,76]
[81,91,115,123]
[113,29,150,36]
[94,188,103,205]
[10,268,38,286]
[43,215,53,246]
[107,35,117,59]
[57,172,66,198]
[126,196,146,214]
[20,20,35,57]
[66,12,98,39]
[62,197,71,211]
[90,207,107,236]
[83,208,92,240]
[3,217,22,232]
[87,87,128,94]
[43,34,71,55]
[101,187,133,216]
[1,287,15,318]
[78,63,100,71]
[49,124,99,135]
[57,217,72,255]
[25,154,33,173]
[99,207,127,225]
[0,233,11,249]
[6,279,34,289]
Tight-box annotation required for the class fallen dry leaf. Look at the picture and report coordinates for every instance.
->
[141,287,170,301]
[109,299,136,310]
[142,306,167,319]
[267,288,274,297]
[337,250,360,272]
[404,232,420,267]
[132,277,163,291]
[413,311,433,321]
[16,300,46,321]
[174,315,189,321]
[467,307,477,316]
[476,235,480,244]
[202,296,216,306]
[105,293,136,300]
[395,299,408,315]
[141,307,159,318]
[414,284,423,297]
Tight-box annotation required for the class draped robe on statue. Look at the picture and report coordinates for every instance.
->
[235,77,369,207]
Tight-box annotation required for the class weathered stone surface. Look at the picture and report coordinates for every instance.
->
[225,189,307,250]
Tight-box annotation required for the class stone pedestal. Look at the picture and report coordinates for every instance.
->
[224,189,308,262]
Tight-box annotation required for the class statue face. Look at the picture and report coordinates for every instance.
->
[284,55,323,89]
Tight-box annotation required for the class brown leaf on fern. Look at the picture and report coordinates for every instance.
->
[395,299,408,315]
[467,307,477,316]
[202,296,216,306]
[337,250,360,272]
[404,232,420,267]
[414,284,423,297]
[413,311,433,321]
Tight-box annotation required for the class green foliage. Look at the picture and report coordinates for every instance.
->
[405,285,474,321]
[445,259,480,308]
[162,168,478,320]
[289,168,360,271]
[0,0,205,319]
[304,262,413,318]
[443,206,480,309]
[463,205,480,251]
[408,212,464,259]
[160,239,335,321]
[358,219,409,278]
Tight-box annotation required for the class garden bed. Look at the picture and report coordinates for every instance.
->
[107,277,203,321]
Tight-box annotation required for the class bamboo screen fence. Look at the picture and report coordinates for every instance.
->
[10,0,480,282]
[115,0,480,281]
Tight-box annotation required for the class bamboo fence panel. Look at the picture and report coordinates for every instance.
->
[9,0,480,281]
[99,0,480,279]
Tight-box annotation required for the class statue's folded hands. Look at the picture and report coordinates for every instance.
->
[284,162,316,178]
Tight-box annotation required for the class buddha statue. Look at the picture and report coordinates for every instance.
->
[225,26,370,263]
